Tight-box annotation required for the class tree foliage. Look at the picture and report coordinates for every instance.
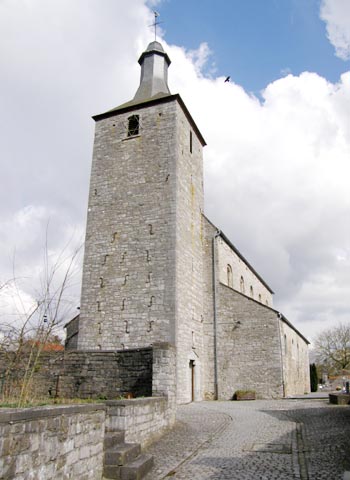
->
[0,234,81,406]
[314,323,350,374]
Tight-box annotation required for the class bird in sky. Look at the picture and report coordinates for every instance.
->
[224,76,230,83]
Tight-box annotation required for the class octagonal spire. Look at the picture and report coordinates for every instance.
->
[133,41,171,102]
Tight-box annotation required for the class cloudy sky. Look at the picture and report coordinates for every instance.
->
[0,0,349,343]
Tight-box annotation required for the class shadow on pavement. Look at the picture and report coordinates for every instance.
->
[163,401,350,480]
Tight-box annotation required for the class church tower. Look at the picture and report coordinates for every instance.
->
[77,41,206,403]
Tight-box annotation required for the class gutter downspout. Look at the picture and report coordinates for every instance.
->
[277,312,286,398]
[212,229,221,400]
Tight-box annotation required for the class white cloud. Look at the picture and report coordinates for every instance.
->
[320,0,350,60]
[187,42,213,76]
[166,44,350,342]
[1,0,350,344]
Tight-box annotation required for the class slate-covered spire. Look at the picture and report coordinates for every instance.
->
[133,41,171,102]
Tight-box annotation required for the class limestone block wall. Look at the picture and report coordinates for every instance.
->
[0,404,105,480]
[78,90,207,403]
[103,342,177,448]
[152,342,177,417]
[174,103,205,404]
[0,349,153,400]
[0,351,63,399]
[201,217,217,400]
[65,315,79,350]
[280,320,310,396]
[217,237,273,307]
[78,99,178,350]
[216,283,284,399]
[0,391,177,480]
[59,349,152,399]
[105,397,172,448]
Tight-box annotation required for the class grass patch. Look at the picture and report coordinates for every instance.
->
[0,396,127,408]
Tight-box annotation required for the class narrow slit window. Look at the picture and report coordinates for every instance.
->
[190,130,193,153]
[227,264,233,288]
[127,115,139,136]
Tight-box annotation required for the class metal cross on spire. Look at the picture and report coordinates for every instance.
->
[151,11,162,41]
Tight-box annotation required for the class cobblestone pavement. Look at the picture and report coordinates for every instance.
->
[144,399,350,479]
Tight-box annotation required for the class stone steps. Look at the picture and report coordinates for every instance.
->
[120,454,154,480]
[104,431,126,449]
[103,430,153,480]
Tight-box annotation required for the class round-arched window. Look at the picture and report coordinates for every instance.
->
[240,276,245,294]
[227,264,233,288]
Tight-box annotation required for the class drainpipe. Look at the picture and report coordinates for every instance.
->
[277,312,286,398]
[212,229,221,400]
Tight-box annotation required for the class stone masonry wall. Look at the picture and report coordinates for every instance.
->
[217,283,284,399]
[78,99,178,350]
[152,342,177,421]
[65,315,79,350]
[0,351,63,399]
[217,237,273,307]
[280,320,310,396]
[0,404,105,480]
[105,397,171,448]
[0,391,176,480]
[58,349,152,399]
[0,349,152,400]
[201,217,216,400]
[174,102,205,404]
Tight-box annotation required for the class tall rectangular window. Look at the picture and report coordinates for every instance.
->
[127,115,139,136]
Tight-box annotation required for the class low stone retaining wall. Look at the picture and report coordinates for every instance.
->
[0,343,177,478]
[329,393,350,405]
[0,404,105,480]
[0,395,175,479]
[106,396,174,448]
[59,348,152,399]
[0,348,153,400]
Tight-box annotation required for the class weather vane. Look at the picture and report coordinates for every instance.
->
[150,11,163,41]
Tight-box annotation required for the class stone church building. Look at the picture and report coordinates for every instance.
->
[67,40,310,403]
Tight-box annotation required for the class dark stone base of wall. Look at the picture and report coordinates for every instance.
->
[58,348,153,399]
[329,393,350,405]
[0,348,153,400]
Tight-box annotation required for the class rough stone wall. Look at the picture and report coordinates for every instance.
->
[0,405,105,480]
[65,315,79,350]
[78,93,206,404]
[0,349,152,400]
[201,217,216,400]
[280,321,310,396]
[217,237,273,307]
[58,349,152,399]
[217,283,284,399]
[105,397,172,448]
[0,394,177,479]
[78,99,178,350]
[0,351,63,399]
[174,103,205,404]
[152,342,177,417]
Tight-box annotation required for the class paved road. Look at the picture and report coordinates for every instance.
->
[145,399,350,480]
